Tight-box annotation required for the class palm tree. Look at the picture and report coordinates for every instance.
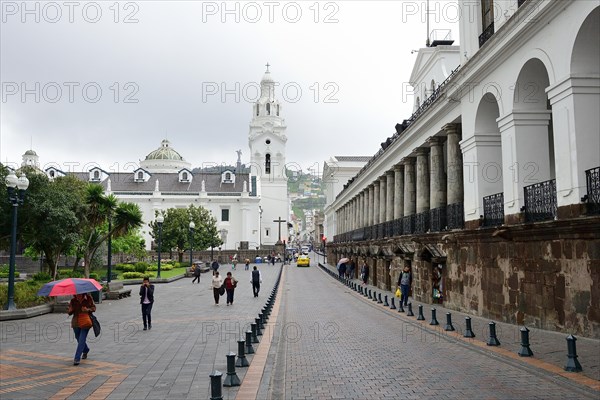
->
[81,185,143,277]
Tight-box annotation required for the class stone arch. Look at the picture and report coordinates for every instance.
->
[513,58,555,180]
[571,6,600,76]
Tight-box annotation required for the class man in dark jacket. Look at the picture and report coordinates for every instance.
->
[251,266,262,297]
[211,260,219,276]
[139,277,155,330]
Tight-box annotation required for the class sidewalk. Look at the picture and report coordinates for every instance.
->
[320,262,600,385]
[0,263,283,400]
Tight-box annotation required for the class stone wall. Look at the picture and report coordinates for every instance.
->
[330,217,600,338]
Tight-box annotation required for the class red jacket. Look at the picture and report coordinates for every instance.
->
[224,277,237,289]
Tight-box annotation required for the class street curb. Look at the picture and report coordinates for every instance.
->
[0,303,53,321]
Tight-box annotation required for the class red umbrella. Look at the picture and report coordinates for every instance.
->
[37,278,103,297]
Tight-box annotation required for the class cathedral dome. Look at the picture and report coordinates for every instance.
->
[261,71,274,83]
[144,140,185,161]
[24,149,38,156]
[140,139,191,173]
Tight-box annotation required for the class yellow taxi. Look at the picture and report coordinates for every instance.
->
[296,255,310,267]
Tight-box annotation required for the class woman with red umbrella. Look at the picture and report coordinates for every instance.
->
[38,278,102,366]
[67,293,96,365]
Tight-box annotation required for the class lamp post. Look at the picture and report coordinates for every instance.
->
[156,214,164,279]
[189,221,195,268]
[5,171,29,310]
[107,213,113,283]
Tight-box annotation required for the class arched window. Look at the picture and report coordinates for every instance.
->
[266,103,271,115]
[276,104,280,116]
[49,170,55,178]
[182,172,188,180]
[138,171,143,179]
[256,104,259,116]
[93,170,100,179]
[265,153,271,174]
[431,79,436,91]
[225,172,231,180]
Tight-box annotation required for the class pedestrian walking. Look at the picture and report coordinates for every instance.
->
[192,263,201,284]
[360,261,369,285]
[347,260,355,279]
[397,265,412,306]
[244,258,250,270]
[338,262,346,278]
[251,266,262,297]
[223,272,238,305]
[67,293,96,365]
[140,277,155,330]
[211,271,224,305]
[211,260,219,276]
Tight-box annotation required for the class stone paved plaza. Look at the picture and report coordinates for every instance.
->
[1,258,599,399]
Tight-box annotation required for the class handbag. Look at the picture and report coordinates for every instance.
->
[77,312,93,329]
[395,288,401,298]
[91,313,101,337]
[218,285,225,296]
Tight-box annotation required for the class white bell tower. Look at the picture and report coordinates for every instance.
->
[249,64,289,246]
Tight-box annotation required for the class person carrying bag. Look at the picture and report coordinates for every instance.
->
[212,271,224,305]
[67,293,96,365]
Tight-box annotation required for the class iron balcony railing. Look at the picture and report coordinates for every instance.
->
[584,166,600,215]
[479,23,495,47]
[414,211,430,234]
[447,202,465,230]
[429,206,447,233]
[523,179,557,222]
[483,192,504,227]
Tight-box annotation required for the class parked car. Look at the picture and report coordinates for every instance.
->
[297,255,310,267]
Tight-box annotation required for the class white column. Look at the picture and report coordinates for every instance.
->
[428,136,447,209]
[386,171,395,221]
[547,76,600,207]
[415,148,430,214]
[403,158,416,216]
[497,111,552,216]
[379,176,386,223]
[373,181,380,225]
[394,165,404,220]
[446,124,464,206]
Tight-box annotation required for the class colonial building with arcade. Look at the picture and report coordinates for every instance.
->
[325,1,600,337]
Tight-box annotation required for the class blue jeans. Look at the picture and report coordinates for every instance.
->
[400,284,410,306]
[226,288,235,304]
[73,327,90,361]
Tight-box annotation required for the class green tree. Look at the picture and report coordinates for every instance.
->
[19,174,88,278]
[111,228,146,261]
[149,205,222,263]
[80,185,143,277]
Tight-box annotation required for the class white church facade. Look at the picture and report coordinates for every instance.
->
[18,68,290,251]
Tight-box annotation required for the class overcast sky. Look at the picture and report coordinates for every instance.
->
[1,1,459,176]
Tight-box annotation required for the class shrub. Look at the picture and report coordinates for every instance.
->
[114,263,129,271]
[122,271,156,279]
[122,272,144,279]
[121,265,135,272]
[57,269,83,279]
[134,262,150,273]
[32,272,52,282]
[89,273,99,280]
[147,265,158,271]
[0,264,19,279]
[0,280,50,308]
[161,264,174,271]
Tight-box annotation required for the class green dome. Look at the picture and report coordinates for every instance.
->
[145,140,185,161]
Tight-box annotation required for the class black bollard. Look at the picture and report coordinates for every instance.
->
[518,326,533,357]
[398,301,405,313]
[417,305,425,320]
[564,335,583,372]
[390,297,396,310]
[251,323,260,343]
[258,313,265,329]
[373,291,379,302]
[444,313,455,331]
[406,303,414,316]
[430,308,439,326]
[377,293,383,304]
[368,290,372,299]
[464,317,475,338]
[209,370,223,400]
[383,295,389,307]
[255,318,263,336]
[236,339,250,367]
[223,352,241,387]
[486,322,500,346]
[245,331,255,354]
[364,287,369,297]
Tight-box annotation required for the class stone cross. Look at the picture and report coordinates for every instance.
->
[273,216,286,243]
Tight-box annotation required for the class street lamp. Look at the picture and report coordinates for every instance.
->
[189,221,195,268]
[107,212,113,283]
[5,171,29,310]
[156,214,164,279]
